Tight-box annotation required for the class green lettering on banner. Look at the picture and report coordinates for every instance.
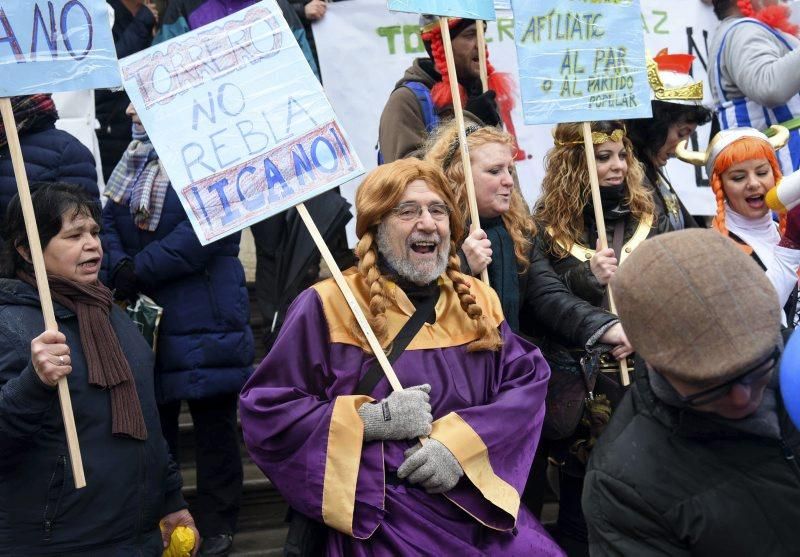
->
[402,24,425,53]
[376,25,401,54]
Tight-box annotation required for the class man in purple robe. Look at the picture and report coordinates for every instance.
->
[239,159,562,555]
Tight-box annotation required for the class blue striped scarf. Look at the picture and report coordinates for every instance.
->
[104,125,170,231]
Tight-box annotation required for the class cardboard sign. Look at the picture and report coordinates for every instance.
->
[0,0,121,95]
[511,0,652,125]
[313,0,718,235]
[387,0,495,21]
[120,0,363,245]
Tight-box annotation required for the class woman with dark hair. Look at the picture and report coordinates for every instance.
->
[525,120,669,555]
[627,51,713,231]
[0,182,197,555]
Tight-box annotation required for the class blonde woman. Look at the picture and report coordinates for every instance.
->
[425,122,534,332]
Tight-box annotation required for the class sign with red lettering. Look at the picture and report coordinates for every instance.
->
[120,0,363,245]
[0,0,121,95]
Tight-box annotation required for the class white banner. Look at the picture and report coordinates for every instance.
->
[315,0,720,243]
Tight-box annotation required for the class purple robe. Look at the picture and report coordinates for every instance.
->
[240,271,563,556]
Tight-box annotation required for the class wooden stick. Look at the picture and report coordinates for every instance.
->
[296,203,403,391]
[581,122,630,386]
[0,98,86,488]
[439,18,490,285]
[476,22,488,93]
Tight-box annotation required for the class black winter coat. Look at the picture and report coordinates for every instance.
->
[0,280,185,555]
[583,364,800,556]
[522,207,665,375]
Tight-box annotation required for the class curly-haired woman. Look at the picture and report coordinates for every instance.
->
[524,120,668,555]
[425,122,534,332]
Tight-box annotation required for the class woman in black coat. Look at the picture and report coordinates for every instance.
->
[0,183,197,555]
[627,51,713,231]
[523,120,668,556]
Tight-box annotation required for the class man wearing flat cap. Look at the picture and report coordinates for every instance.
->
[582,228,800,555]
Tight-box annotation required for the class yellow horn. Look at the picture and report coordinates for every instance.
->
[767,125,790,151]
[675,138,707,167]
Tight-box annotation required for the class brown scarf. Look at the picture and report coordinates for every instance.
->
[19,272,148,441]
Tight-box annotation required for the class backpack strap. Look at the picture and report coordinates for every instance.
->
[376,81,440,164]
[404,81,440,133]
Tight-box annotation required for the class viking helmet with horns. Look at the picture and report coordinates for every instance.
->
[675,125,790,176]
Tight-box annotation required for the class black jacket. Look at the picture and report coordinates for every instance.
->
[583,364,800,556]
[0,280,184,555]
[522,206,665,374]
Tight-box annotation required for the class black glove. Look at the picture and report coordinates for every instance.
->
[464,90,501,127]
[112,260,138,303]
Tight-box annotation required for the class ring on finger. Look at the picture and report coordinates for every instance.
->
[59,355,65,366]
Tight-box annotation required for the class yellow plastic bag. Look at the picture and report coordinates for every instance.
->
[161,524,195,557]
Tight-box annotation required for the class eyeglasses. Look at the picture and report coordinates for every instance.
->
[390,202,450,222]
[677,346,780,407]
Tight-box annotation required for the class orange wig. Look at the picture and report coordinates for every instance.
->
[710,136,784,252]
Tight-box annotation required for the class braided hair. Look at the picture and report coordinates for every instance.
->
[709,137,785,252]
[421,19,524,159]
[354,159,502,352]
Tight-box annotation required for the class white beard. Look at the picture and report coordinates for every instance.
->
[376,222,450,285]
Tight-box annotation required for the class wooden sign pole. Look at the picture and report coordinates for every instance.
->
[0,98,86,488]
[296,203,404,391]
[439,17,490,286]
[581,121,630,386]
[476,22,489,93]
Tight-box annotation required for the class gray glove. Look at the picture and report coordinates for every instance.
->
[358,384,432,441]
[396,439,463,494]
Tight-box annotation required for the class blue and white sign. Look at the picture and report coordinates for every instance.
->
[0,0,121,95]
[511,0,652,125]
[388,0,495,21]
[120,0,363,245]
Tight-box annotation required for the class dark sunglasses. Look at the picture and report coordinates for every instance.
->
[678,346,780,407]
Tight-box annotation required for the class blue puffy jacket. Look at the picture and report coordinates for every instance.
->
[0,123,99,219]
[101,185,254,403]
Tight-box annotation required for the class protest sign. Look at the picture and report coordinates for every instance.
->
[120,0,363,245]
[511,0,652,125]
[314,0,718,245]
[0,0,120,95]
[388,0,495,20]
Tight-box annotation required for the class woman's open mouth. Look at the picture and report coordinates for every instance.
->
[745,194,765,209]
[79,258,100,271]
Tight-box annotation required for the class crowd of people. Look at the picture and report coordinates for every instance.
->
[0,0,799,556]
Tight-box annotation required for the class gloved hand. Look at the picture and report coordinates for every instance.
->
[396,439,463,494]
[464,90,501,127]
[112,260,138,303]
[781,204,800,248]
[357,384,432,441]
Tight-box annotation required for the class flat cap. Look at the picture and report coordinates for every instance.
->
[612,229,781,383]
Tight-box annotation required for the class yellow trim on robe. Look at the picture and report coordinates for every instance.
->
[430,412,520,529]
[322,394,374,535]
[311,268,505,350]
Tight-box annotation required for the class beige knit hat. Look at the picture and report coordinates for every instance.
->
[612,229,782,383]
